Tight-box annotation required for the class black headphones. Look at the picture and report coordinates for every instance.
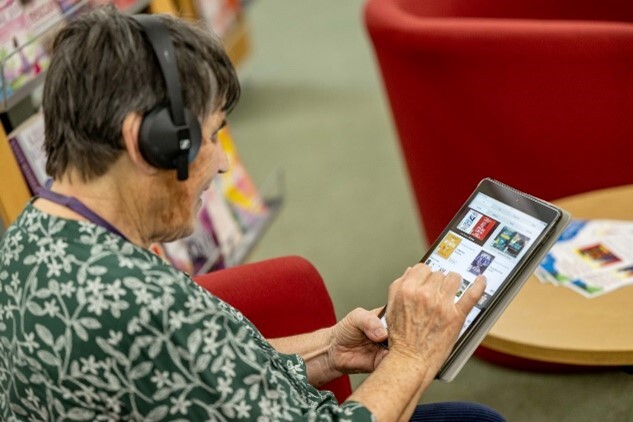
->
[132,14,202,181]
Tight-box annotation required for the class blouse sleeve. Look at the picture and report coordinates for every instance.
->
[123,274,375,421]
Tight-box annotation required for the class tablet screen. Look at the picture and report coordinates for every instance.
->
[422,191,550,337]
[379,179,561,346]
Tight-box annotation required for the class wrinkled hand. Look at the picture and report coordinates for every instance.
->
[326,264,484,377]
[327,308,390,375]
[385,264,485,373]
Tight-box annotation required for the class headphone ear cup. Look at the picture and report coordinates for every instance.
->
[139,106,178,169]
[138,107,202,169]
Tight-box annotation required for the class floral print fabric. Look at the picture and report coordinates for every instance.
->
[0,204,372,421]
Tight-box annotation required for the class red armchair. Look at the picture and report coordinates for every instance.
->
[365,0,633,244]
[193,256,353,402]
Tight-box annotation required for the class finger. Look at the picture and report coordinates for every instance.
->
[393,264,432,298]
[456,276,486,315]
[352,308,388,342]
[405,263,432,284]
[421,268,447,290]
[388,267,411,293]
[440,271,463,298]
[362,309,389,342]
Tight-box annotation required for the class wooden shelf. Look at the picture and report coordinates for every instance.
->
[0,130,31,226]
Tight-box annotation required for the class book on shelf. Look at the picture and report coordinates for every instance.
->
[203,177,244,259]
[1,0,251,103]
[88,0,140,12]
[57,0,92,16]
[190,0,241,37]
[7,111,48,194]
[0,0,62,101]
[171,0,196,20]
[217,126,269,231]
[22,0,65,36]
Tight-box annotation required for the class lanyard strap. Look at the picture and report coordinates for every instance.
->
[36,185,128,241]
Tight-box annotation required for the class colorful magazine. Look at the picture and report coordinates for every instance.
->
[217,127,269,231]
[7,111,47,194]
[536,219,633,298]
[0,0,54,101]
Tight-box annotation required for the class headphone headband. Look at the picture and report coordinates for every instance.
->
[132,15,186,127]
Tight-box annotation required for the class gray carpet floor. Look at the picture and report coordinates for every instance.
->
[229,1,633,420]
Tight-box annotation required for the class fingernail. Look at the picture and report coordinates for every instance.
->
[373,328,388,338]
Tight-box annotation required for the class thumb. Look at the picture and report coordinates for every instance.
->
[361,308,388,342]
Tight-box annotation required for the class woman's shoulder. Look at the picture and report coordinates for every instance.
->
[1,202,201,311]
[5,202,180,275]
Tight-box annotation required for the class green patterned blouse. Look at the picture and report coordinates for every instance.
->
[0,204,373,421]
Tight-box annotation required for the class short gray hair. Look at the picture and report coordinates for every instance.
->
[43,6,240,181]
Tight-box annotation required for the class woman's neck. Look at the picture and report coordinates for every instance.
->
[34,169,151,248]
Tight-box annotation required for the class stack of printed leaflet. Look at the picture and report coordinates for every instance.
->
[536,219,633,298]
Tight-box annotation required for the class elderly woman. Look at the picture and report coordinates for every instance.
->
[0,7,504,421]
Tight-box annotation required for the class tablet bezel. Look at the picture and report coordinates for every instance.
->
[428,178,567,380]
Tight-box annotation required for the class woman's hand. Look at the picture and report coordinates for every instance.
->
[384,264,485,373]
[344,264,485,422]
[278,264,484,391]
[326,307,390,375]
[325,264,484,377]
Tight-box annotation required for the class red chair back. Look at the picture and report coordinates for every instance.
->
[365,0,633,243]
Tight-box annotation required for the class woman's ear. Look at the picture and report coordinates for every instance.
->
[121,112,157,176]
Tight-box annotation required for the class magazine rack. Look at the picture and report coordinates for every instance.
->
[223,169,284,267]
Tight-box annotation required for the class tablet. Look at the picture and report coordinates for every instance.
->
[379,178,571,381]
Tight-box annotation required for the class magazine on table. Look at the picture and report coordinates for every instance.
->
[536,219,633,298]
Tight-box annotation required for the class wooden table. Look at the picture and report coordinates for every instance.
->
[481,184,633,366]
